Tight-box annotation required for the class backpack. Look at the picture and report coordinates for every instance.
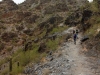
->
[76,30,78,34]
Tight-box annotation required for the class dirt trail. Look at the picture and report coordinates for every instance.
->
[65,34,94,75]
[24,27,97,75]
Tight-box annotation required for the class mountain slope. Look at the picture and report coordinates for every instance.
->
[0,0,89,74]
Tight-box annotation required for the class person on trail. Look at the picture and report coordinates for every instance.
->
[73,33,77,44]
[76,29,79,39]
[73,30,75,34]
[76,29,79,35]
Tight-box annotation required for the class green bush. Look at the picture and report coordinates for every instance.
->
[50,26,68,34]
[46,38,60,51]
[0,68,9,75]
[11,43,47,74]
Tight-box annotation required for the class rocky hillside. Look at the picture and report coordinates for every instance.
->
[0,0,88,56]
[81,0,100,57]
[0,0,90,74]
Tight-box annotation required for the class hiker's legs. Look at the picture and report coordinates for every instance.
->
[74,38,76,44]
[76,33,78,39]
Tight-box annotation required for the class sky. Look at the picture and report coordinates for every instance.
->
[0,0,25,4]
[88,0,93,2]
[12,0,25,4]
[0,0,93,4]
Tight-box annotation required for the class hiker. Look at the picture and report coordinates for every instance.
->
[76,29,79,35]
[73,30,75,34]
[73,33,77,44]
[76,29,79,39]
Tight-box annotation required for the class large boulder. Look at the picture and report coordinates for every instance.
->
[80,35,89,44]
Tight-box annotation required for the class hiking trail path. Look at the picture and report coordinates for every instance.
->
[24,27,99,75]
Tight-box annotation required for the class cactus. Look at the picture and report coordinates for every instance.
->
[9,57,12,72]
